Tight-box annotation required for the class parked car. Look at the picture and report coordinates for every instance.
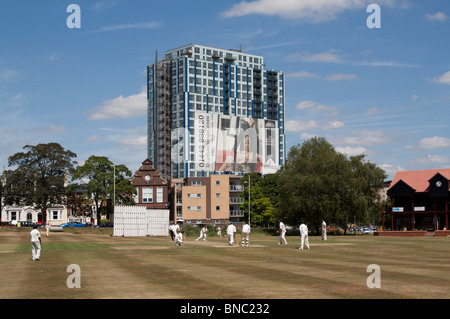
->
[58,221,87,228]
[97,222,114,228]
[0,222,14,227]
[327,225,344,233]
[362,227,374,234]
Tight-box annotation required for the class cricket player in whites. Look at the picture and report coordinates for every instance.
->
[278,219,288,245]
[299,222,310,250]
[226,222,237,246]
[321,219,327,241]
[196,225,208,241]
[241,221,251,247]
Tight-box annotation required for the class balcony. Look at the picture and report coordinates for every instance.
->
[230,210,244,217]
[230,198,244,204]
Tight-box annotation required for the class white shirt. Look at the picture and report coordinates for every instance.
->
[200,227,207,235]
[279,222,286,231]
[30,229,41,242]
[322,221,326,229]
[226,224,236,235]
[300,224,308,235]
[242,224,251,233]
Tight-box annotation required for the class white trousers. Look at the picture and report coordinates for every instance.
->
[227,233,234,245]
[241,232,250,246]
[279,230,287,244]
[300,233,310,249]
[196,233,207,241]
[321,229,327,240]
[31,241,41,260]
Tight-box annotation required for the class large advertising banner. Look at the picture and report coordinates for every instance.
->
[194,112,279,174]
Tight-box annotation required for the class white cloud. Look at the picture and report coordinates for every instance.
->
[324,73,357,81]
[380,164,405,179]
[31,124,66,133]
[425,12,448,21]
[432,71,450,85]
[413,155,450,164]
[286,120,344,132]
[296,100,339,116]
[286,120,318,132]
[0,69,20,81]
[98,21,162,32]
[286,71,320,79]
[88,88,146,120]
[332,130,394,146]
[336,146,367,156]
[287,71,357,81]
[366,107,379,115]
[289,50,342,63]
[91,0,119,11]
[221,0,398,22]
[116,135,147,148]
[419,136,450,149]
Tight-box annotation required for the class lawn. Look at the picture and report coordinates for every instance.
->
[0,227,449,299]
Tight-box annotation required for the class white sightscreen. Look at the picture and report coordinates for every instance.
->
[113,205,169,237]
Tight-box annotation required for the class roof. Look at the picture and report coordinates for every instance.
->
[389,168,450,193]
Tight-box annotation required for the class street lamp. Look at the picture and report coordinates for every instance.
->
[243,175,251,227]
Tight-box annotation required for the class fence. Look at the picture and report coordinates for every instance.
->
[113,206,169,237]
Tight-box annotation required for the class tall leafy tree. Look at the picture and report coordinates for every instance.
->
[277,137,386,233]
[240,173,276,226]
[3,143,77,224]
[71,156,136,224]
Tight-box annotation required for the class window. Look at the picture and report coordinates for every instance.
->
[51,210,62,220]
[187,206,202,211]
[191,180,202,186]
[216,193,221,198]
[187,193,201,198]
[215,180,221,185]
[157,187,164,203]
[142,187,153,203]
[216,206,221,211]
[133,188,139,203]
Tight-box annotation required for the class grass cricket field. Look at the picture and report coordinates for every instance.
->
[0,227,449,299]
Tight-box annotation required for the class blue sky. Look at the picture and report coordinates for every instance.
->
[0,0,449,180]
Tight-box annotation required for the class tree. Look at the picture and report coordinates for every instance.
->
[240,173,277,226]
[3,143,77,224]
[277,137,386,233]
[71,156,136,225]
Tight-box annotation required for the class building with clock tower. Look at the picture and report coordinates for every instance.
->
[130,159,170,212]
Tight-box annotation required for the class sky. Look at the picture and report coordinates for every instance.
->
[0,0,449,180]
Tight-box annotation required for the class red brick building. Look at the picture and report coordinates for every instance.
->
[130,159,170,211]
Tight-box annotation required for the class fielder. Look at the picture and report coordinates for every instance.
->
[175,230,185,246]
[196,225,208,241]
[321,219,327,241]
[226,222,237,246]
[241,222,251,247]
[299,222,310,250]
[278,219,288,245]
[30,225,42,260]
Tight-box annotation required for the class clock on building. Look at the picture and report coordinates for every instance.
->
[436,181,442,187]
[144,175,151,181]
